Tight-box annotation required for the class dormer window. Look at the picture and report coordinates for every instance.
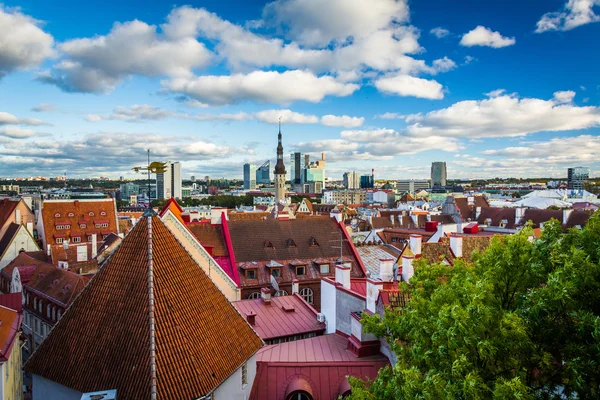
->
[68,213,74,217]
[264,240,274,249]
[100,211,106,216]
[89,212,94,216]
[56,238,64,244]
[271,268,281,278]
[296,266,305,276]
[54,213,60,217]
[80,223,86,228]
[287,239,296,248]
[320,264,330,274]
[309,237,319,247]
[246,270,256,280]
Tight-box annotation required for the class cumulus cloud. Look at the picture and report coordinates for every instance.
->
[85,105,253,123]
[0,7,55,78]
[321,115,364,128]
[374,74,444,99]
[38,19,212,93]
[0,127,37,139]
[404,92,600,138]
[375,112,405,119]
[31,103,58,112]
[460,26,516,48]
[536,0,600,32]
[163,70,359,105]
[430,27,450,38]
[553,90,576,104]
[0,112,48,126]
[255,109,319,124]
[485,88,506,98]
[262,0,409,47]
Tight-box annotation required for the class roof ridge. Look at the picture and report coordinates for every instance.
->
[146,216,157,400]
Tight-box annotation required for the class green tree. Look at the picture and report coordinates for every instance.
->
[351,215,600,399]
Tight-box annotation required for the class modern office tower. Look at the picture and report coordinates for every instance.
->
[431,162,447,187]
[343,171,360,189]
[304,153,326,189]
[290,152,309,184]
[119,182,139,200]
[568,166,590,190]
[360,174,374,189]
[156,161,182,199]
[274,127,287,202]
[190,175,196,182]
[256,160,271,184]
[396,179,430,193]
[243,163,257,190]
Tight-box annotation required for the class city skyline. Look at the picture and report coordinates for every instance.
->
[0,0,599,180]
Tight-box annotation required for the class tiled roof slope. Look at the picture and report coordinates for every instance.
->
[520,209,563,228]
[25,215,262,399]
[477,207,517,228]
[41,199,119,245]
[0,199,19,228]
[228,217,354,262]
[0,223,20,258]
[0,304,21,362]
[187,223,228,257]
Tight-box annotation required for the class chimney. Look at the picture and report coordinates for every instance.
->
[26,222,33,235]
[47,244,51,256]
[426,213,431,222]
[260,287,271,304]
[475,207,482,219]
[379,259,394,282]
[366,279,384,313]
[292,279,299,295]
[409,234,422,256]
[335,264,351,289]
[515,207,525,225]
[246,311,256,326]
[450,235,463,258]
[401,256,414,282]
[91,233,98,258]
[398,215,403,225]
[562,209,573,225]
[15,209,21,224]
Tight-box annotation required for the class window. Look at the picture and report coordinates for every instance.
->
[56,225,62,230]
[52,307,56,321]
[241,363,248,386]
[88,236,93,242]
[296,266,305,276]
[80,224,86,228]
[103,223,109,228]
[34,298,37,309]
[73,237,81,243]
[247,292,261,300]
[57,310,62,319]
[100,211,106,216]
[39,301,43,313]
[89,212,94,216]
[319,264,329,274]
[54,213,60,217]
[68,213,74,217]
[271,268,281,278]
[300,288,313,304]
[56,238,63,244]
[286,392,312,400]
[274,290,288,297]
[47,304,51,318]
[95,224,101,228]
[246,270,256,280]
[26,294,30,305]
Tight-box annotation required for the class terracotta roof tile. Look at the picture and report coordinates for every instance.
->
[24,215,262,399]
[187,223,228,257]
[520,209,563,228]
[0,304,20,362]
[476,207,517,228]
[565,210,592,229]
[0,198,19,229]
[0,223,20,258]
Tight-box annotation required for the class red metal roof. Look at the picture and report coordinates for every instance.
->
[233,294,325,341]
[251,334,388,400]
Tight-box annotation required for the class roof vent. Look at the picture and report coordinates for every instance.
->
[246,311,257,326]
[264,240,274,248]
[282,304,295,313]
[309,237,319,247]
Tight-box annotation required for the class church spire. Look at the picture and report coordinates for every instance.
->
[274,119,286,175]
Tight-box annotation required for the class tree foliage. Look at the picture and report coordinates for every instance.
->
[350,215,600,399]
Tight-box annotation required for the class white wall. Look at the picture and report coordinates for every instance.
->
[320,280,337,334]
[0,226,40,268]
[213,354,257,400]
[33,375,82,400]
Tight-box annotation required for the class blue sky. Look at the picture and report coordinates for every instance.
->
[0,0,599,180]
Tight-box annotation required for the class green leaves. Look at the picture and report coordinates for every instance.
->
[349,212,600,399]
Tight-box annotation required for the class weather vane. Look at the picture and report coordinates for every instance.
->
[132,149,167,210]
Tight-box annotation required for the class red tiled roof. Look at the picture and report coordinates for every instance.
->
[25,215,262,400]
[520,209,563,228]
[0,223,21,258]
[0,198,19,229]
[565,210,592,229]
[477,207,517,229]
[41,199,119,246]
[26,262,86,307]
[250,334,388,400]
[1,252,54,284]
[0,304,21,362]
[232,294,325,341]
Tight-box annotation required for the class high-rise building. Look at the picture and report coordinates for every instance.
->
[343,171,360,189]
[431,162,447,187]
[190,175,196,182]
[360,174,374,189]
[119,182,139,200]
[274,126,287,202]
[397,179,430,193]
[290,152,309,184]
[304,153,326,190]
[256,160,271,184]
[243,163,257,190]
[568,166,589,190]
[156,161,182,199]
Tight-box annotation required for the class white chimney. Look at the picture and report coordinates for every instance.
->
[91,233,98,258]
[563,209,573,225]
[450,235,463,258]
[409,234,422,256]
[476,207,482,219]
[401,256,414,282]
[366,279,384,313]
[515,207,525,225]
[26,222,33,235]
[15,209,21,224]
[335,264,351,290]
[46,244,51,256]
[379,259,394,282]
[260,287,271,304]
[398,215,403,225]
[292,279,299,295]
[389,215,394,225]
[426,214,431,222]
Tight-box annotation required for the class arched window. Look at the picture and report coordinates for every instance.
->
[286,392,312,400]
[57,310,62,319]
[247,292,261,300]
[52,306,56,321]
[274,290,288,297]
[33,298,37,309]
[300,288,313,304]
[26,293,30,305]
[47,304,51,318]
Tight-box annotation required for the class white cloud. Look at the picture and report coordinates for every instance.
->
[404,92,600,138]
[320,115,364,128]
[430,27,450,38]
[0,7,55,78]
[255,109,319,124]
[31,103,58,112]
[463,55,477,65]
[432,57,456,73]
[375,112,405,119]
[553,90,576,104]
[536,0,600,32]
[0,127,37,139]
[374,74,444,99]
[485,89,506,98]
[38,19,212,93]
[262,0,409,46]
[0,112,48,126]
[85,105,253,123]
[460,26,516,48]
[163,70,359,105]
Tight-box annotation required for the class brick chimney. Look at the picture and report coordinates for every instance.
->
[260,287,271,304]
[246,311,256,326]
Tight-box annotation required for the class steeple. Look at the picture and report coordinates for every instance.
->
[274,120,286,175]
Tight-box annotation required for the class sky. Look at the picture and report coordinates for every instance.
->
[0,0,599,181]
